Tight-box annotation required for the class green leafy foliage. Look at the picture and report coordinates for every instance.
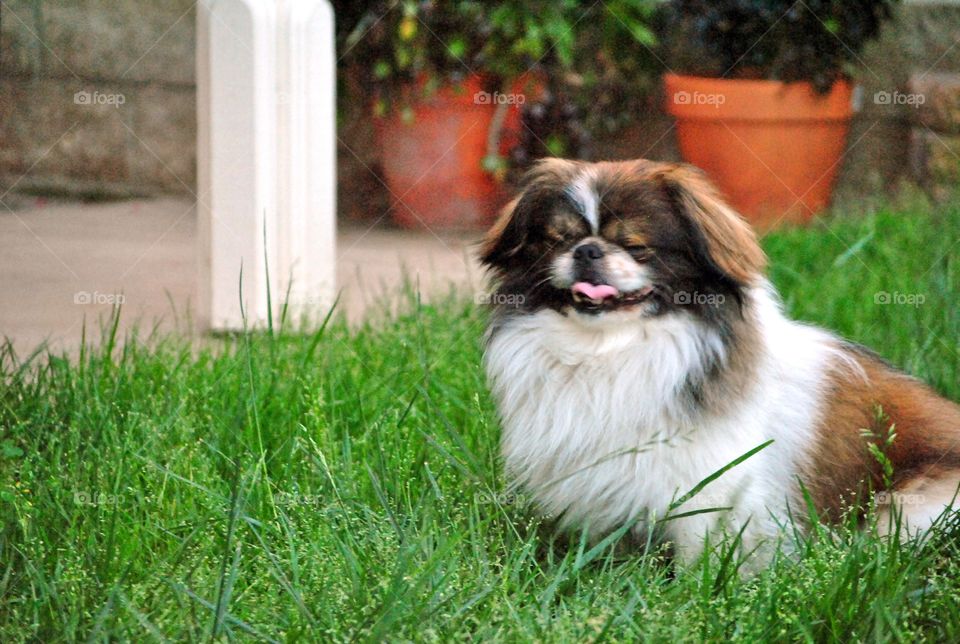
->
[338,1,663,177]
[663,0,900,91]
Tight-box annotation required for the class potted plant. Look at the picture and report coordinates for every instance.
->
[507,0,661,180]
[345,1,582,230]
[661,0,900,228]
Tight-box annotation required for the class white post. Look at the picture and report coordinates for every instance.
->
[276,0,337,319]
[197,0,336,331]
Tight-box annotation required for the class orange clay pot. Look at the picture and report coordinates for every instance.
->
[664,73,855,230]
[376,74,538,230]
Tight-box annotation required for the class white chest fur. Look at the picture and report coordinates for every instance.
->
[484,288,837,560]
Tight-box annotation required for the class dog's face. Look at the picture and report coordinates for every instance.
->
[480,159,766,323]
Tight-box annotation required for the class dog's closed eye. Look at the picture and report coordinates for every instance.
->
[622,242,652,259]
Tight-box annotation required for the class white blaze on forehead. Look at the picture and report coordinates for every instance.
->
[566,169,600,233]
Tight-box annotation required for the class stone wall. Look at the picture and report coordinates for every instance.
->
[1,0,196,198]
[1,1,959,214]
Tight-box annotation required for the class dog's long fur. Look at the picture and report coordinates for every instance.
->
[480,158,960,564]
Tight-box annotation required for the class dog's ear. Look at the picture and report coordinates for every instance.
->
[479,195,526,271]
[655,163,766,285]
[480,158,578,272]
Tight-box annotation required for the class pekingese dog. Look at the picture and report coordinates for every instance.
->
[480,158,960,564]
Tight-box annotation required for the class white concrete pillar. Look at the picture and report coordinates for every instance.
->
[276,0,337,319]
[197,0,336,331]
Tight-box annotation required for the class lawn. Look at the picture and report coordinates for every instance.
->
[3,194,960,641]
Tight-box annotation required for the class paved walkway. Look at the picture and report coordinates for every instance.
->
[0,197,484,357]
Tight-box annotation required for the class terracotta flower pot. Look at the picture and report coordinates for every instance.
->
[376,75,534,230]
[664,73,856,229]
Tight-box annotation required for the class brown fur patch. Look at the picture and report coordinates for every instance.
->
[806,346,960,521]
[480,196,521,263]
[652,164,767,285]
[599,218,650,250]
[545,211,589,244]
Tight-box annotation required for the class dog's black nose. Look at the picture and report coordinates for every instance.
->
[573,243,604,262]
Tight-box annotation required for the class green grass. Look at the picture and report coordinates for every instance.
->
[3,195,960,641]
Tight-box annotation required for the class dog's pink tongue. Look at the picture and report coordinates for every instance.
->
[572,282,619,300]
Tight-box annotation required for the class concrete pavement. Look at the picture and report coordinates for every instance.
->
[0,197,484,357]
